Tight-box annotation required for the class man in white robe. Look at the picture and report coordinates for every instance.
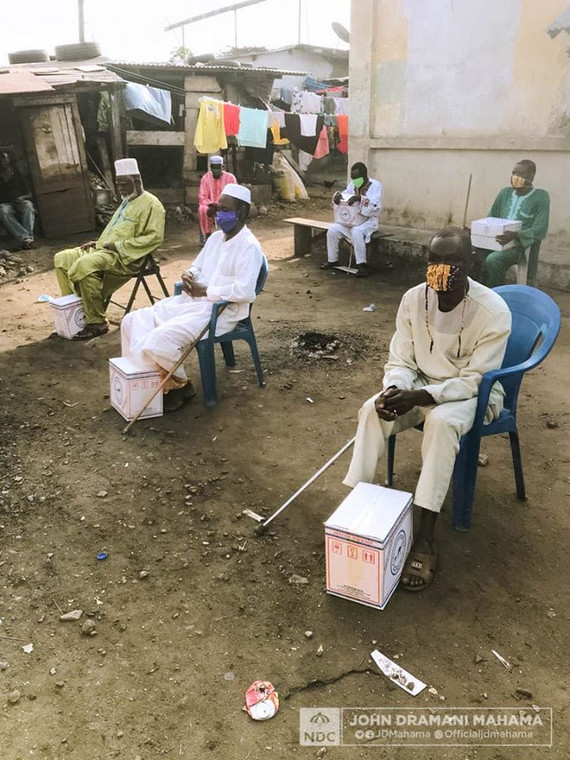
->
[121,184,264,411]
[321,161,382,277]
[343,227,511,590]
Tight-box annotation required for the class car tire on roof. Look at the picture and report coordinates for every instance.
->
[54,42,101,61]
[8,49,50,64]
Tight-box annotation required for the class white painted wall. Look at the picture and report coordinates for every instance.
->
[350,0,570,241]
[232,49,347,80]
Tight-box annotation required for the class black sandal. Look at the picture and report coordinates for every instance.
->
[71,323,109,341]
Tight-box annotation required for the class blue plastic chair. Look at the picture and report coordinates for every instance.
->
[386,285,561,531]
[194,257,268,407]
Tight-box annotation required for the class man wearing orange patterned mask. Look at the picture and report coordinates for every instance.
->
[343,227,511,591]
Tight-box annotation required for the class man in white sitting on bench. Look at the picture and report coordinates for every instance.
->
[121,184,264,412]
[320,162,383,278]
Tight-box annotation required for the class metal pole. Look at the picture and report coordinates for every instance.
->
[298,0,301,44]
[78,0,85,42]
[234,8,238,48]
[254,437,356,535]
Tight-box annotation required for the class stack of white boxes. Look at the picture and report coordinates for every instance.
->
[471,217,523,251]
[49,295,86,339]
[325,482,413,610]
[108,357,163,421]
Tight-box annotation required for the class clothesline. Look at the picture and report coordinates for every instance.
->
[193,95,349,166]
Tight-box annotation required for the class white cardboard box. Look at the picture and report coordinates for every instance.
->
[334,199,361,227]
[49,294,85,339]
[109,357,163,421]
[325,482,413,610]
[471,217,522,251]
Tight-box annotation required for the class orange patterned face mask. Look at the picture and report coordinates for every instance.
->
[426,263,463,292]
[511,174,528,189]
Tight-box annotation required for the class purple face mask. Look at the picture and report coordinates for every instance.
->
[216,209,239,233]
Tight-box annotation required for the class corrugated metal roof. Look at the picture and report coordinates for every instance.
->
[0,70,55,95]
[6,57,125,88]
[230,44,349,60]
[107,60,306,76]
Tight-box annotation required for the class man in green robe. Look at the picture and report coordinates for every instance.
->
[480,160,549,288]
[53,158,165,340]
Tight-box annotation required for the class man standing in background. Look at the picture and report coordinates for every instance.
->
[197,156,236,244]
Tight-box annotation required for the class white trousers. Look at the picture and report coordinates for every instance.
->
[326,218,379,265]
[121,295,215,381]
[343,394,495,513]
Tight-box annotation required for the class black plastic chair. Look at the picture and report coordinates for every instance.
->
[106,251,169,314]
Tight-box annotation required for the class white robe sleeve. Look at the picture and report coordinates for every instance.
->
[359,180,382,219]
[206,244,263,304]
[383,294,420,391]
[421,313,511,404]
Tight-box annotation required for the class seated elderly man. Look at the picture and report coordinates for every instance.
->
[53,158,165,340]
[121,184,264,412]
[320,161,383,277]
[343,227,511,591]
[480,159,550,287]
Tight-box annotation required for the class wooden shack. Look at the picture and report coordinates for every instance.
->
[0,58,125,237]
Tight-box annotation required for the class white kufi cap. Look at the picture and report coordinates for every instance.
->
[210,155,224,165]
[115,158,140,176]
[220,183,251,205]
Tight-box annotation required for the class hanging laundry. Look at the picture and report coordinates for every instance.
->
[333,98,349,115]
[323,97,336,115]
[237,107,268,148]
[291,90,323,114]
[124,83,172,126]
[298,150,313,172]
[270,118,289,146]
[223,103,241,136]
[299,114,318,137]
[313,126,330,159]
[284,114,324,155]
[194,99,227,154]
[245,130,275,164]
[337,114,349,154]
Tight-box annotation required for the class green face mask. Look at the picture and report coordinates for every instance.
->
[352,176,365,189]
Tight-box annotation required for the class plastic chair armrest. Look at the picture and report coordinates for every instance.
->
[207,300,231,339]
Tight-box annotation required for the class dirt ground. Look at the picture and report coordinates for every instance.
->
[0,196,569,760]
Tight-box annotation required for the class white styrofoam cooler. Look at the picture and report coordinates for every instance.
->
[109,356,163,421]
[471,217,523,251]
[49,294,85,339]
[325,482,413,610]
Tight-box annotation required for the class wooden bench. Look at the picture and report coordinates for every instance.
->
[284,217,391,257]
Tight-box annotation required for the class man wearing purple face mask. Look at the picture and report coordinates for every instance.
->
[121,184,265,412]
[343,227,511,591]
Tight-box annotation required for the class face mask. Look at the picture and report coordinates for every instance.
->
[211,167,223,179]
[426,263,465,292]
[216,209,239,233]
[352,176,365,189]
[511,174,529,189]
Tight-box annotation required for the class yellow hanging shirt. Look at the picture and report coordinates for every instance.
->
[194,99,228,154]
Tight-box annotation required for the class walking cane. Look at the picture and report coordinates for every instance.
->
[122,304,228,435]
[253,437,356,536]
[462,173,473,229]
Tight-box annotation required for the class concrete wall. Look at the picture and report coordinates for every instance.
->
[350,0,570,242]
[235,49,347,80]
